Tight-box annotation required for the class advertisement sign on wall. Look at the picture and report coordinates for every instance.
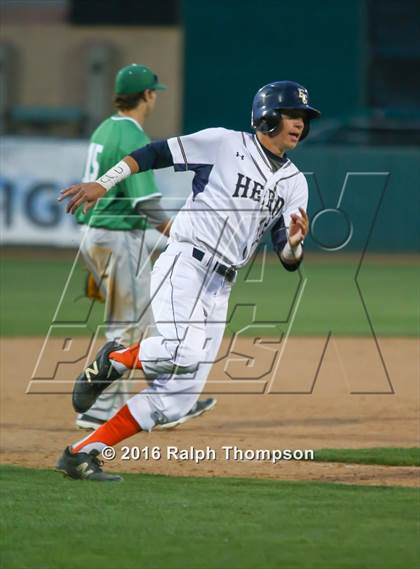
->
[0,137,192,247]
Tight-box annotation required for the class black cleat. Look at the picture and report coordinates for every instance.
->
[56,446,122,482]
[72,341,125,413]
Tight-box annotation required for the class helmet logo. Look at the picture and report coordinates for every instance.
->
[298,88,308,104]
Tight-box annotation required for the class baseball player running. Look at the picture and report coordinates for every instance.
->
[56,81,320,481]
[76,63,216,431]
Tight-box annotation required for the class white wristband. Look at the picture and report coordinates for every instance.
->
[96,160,132,192]
[281,241,303,262]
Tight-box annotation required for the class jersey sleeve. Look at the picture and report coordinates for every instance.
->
[119,125,162,205]
[271,173,308,267]
[167,128,226,170]
[281,173,308,230]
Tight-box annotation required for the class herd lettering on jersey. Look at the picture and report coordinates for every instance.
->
[232,173,285,216]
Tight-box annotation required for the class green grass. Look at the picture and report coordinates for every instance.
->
[0,254,418,336]
[315,448,420,467]
[0,257,104,337]
[228,256,419,336]
[1,465,419,569]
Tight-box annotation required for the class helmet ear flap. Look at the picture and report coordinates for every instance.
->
[253,108,282,134]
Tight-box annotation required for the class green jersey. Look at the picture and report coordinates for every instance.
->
[76,115,161,231]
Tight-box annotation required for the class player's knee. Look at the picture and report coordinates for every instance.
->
[172,344,205,374]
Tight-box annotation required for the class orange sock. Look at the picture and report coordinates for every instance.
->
[72,404,141,453]
[109,343,142,370]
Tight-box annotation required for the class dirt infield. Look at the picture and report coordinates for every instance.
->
[1,336,418,487]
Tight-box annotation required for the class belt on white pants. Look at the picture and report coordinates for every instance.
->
[165,242,237,283]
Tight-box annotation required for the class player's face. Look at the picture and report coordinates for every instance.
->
[272,111,306,150]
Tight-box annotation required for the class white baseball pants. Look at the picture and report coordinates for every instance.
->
[127,241,232,431]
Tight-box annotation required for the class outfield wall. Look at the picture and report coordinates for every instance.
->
[294,145,420,252]
[182,0,365,133]
[1,137,418,252]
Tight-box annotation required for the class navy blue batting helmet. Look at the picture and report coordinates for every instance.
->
[251,81,321,140]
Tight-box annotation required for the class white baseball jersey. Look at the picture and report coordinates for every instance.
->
[167,128,308,267]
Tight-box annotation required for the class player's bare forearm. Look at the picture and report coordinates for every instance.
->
[123,156,140,174]
[58,157,139,214]
[156,219,172,237]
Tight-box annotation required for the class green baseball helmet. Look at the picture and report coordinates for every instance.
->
[115,64,166,95]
